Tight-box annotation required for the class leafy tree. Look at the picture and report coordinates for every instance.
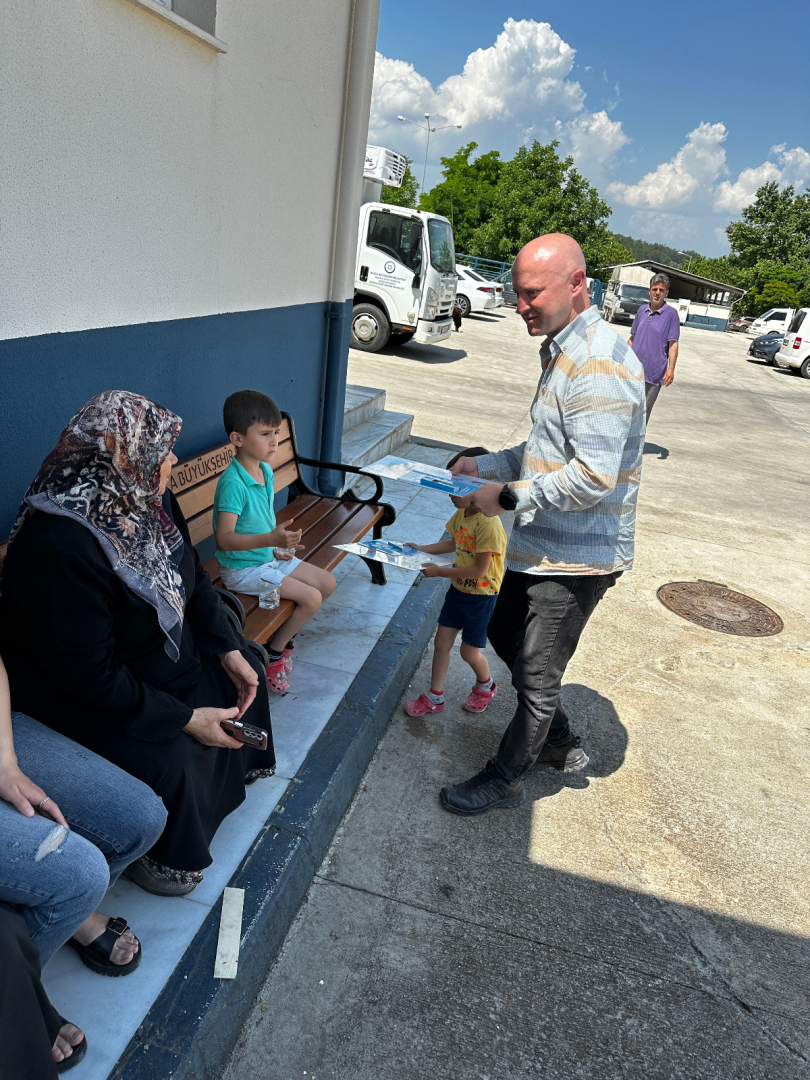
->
[749,280,800,315]
[381,157,419,209]
[726,181,810,268]
[419,142,503,255]
[591,235,635,282]
[467,141,614,276]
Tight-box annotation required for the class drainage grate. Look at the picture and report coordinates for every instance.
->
[656,580,783,637]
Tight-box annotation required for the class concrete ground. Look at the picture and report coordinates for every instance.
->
[224,311,810,1079]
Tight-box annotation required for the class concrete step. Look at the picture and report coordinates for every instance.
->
[341,409,413,469]
[343,385,387,434]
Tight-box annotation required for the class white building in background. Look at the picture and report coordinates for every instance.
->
[0,0,380,531]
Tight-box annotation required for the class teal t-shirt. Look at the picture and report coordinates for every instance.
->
[213,458,277,569]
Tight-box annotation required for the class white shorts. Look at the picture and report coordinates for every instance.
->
[219,556,302,595]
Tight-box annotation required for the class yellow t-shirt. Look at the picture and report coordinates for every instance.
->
[446,508,506,596]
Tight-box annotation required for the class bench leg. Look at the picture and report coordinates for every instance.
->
[361,556,387,586]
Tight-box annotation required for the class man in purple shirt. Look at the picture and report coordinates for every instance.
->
[629,272,680,419]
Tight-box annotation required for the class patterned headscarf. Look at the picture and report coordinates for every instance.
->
[9,391,186,660]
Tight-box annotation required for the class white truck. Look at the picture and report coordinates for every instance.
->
[350,145,456,352]
[747,307,796,336]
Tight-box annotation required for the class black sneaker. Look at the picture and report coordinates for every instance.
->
[533,735,589,773]
[440,761,525,816]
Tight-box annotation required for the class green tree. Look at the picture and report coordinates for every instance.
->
[467,141,614,275]
[419,142,503,255]
[726,182,810,267]
[591,235,635,282]
[381,157,419,209]
[749,280,800,315]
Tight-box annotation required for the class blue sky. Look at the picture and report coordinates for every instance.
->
[371,1,810,255]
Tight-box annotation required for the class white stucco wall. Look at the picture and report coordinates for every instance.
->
[1,0,373,340]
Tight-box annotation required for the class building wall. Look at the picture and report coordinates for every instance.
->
[0,0,374,533]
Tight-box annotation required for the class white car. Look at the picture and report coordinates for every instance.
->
[773,308,810,379]
[747,307,795,336]
[454,266,501,316]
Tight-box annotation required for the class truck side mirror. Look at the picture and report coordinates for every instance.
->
[412,273,421,289]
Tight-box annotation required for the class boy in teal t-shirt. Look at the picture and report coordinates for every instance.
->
[213,391,336,692]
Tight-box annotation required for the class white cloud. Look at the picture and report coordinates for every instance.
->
[370,18,809,256]
[713,144,810,212]
[607,122,728,208]
[368,18,628,184]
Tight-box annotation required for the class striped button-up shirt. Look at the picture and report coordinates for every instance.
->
[476,304,646,576]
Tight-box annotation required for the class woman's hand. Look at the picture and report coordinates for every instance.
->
[183,708,244,748]
[0,758,69,825]
[220,650,259,718]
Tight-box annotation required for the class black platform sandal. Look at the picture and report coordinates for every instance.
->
[67,916,141,977]
[55,1025,88,1074]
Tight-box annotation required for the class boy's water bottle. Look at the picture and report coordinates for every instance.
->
[258,577,281,610]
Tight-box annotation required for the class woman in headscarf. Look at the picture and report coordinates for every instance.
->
[0,391,275,896]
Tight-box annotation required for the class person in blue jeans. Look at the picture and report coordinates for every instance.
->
[0,658,167,1068]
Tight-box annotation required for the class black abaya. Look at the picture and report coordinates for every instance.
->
[0,492,274,870]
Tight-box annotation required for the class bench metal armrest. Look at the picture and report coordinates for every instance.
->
[293,454,385,505]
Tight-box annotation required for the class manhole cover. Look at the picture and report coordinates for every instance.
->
[657,580,783,637]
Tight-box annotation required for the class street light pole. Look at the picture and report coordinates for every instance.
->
[422,113,431,194]
[397,113,462,195]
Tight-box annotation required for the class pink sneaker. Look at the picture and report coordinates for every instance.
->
[282,648,294,676]
[462,682,497,713]
[404,693,445,717]
[265,657,290,694]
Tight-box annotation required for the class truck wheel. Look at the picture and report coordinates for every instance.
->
[799,356,810,380]
[455,294,471,317]
[351,304,391,352]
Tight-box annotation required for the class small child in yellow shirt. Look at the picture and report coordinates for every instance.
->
[404,456,506,716]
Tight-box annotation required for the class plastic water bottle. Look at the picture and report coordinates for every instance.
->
[258,579,281,610]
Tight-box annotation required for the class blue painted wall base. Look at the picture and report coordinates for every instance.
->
[0,302,340,535]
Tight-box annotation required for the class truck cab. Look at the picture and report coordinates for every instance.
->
[351,147,456,352]
[603,281,651,323]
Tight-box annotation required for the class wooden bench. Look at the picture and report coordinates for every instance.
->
[169,412,396,646]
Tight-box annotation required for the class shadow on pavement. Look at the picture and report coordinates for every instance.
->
[644,442,670,459]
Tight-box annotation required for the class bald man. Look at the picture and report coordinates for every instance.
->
[440,234,646,816]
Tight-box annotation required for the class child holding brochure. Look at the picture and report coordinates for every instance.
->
[213,391,336,693]
[404,449,507,716]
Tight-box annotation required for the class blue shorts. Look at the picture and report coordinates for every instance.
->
[438,587,498,649]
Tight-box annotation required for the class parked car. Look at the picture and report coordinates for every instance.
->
[728,315,755,333]
[773,308,810,378]
[454,266,500,316]
[747,307,795,336]
[747,331,784,363]
[496,268,517,305]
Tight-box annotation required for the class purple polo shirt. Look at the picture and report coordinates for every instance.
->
[630,303,680,385]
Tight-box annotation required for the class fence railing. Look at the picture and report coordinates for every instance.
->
[455,253,510,279]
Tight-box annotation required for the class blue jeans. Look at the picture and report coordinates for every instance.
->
[0,713,167,965]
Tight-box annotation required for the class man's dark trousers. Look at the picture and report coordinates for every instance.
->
[487,569,620,782]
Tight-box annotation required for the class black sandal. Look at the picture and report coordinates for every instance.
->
[55,1025,88,1074]
[67,916,141,977]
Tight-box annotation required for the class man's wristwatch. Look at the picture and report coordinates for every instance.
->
[498,486,517,511]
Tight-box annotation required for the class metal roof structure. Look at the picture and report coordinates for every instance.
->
[601,259,746,298]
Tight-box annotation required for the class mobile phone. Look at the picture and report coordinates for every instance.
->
[220,719,269,751]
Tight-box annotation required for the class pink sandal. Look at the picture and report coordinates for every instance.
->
[266,657,290,694]
[404,693,445,717]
